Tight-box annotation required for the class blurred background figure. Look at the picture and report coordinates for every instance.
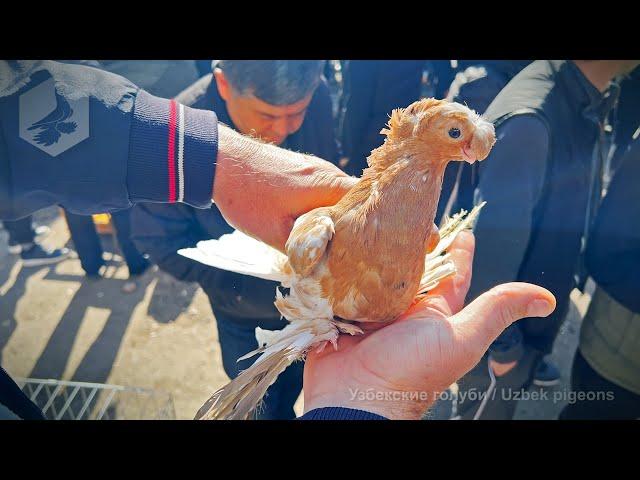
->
[453,60,639,420]
[559,135,640,419]
[439,60,532,222]
[604,65,640,175]
[131,60,338,419]
[195,60,214,78]
[64,211,150,289]
[98,60,201,98]
[2,215,69,266]
[337,60,454,177]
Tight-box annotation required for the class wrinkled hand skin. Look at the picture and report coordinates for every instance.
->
[213,125,357,252]
[303,231,556,420]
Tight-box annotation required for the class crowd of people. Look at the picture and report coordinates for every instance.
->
[1,59,638,420]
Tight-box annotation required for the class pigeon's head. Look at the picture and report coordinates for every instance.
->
[380,98,496,167]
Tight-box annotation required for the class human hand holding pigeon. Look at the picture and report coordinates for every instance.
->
[303,230,556,419]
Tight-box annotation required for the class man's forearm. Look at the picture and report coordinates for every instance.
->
[213,124,357,251]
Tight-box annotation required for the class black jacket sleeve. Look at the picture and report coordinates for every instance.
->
[0,60,218,220]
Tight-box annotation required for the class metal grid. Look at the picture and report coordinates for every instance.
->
[16,378,175,420]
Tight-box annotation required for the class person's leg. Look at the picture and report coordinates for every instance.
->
[4,216,69,266]
[521,299,570,388]
[456,347,542,420]
[4,216,35,249]
[64,211,104,275]
[212,306,303,419]
[559,349,640,420]
[110,209,150,276]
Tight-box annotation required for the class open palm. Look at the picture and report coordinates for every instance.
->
[303,231,556,419]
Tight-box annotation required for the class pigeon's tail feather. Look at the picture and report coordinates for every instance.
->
[178,230,291,284]
[194,320,339,420]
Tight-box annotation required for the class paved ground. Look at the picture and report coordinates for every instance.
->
[0,207,590,420]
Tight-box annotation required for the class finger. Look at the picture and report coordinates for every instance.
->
[451,282,556,356]
[405,230,475,318]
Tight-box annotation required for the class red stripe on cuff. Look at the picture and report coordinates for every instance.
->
[167,99,177,202]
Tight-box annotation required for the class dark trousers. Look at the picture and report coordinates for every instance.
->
[455,348,543,420]
[559,350,640,420]
[111,209,150,275]
[211,306,304,420]
[4,216,34,246]
[65,210,149,276]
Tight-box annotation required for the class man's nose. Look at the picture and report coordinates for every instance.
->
[272,118,289,137]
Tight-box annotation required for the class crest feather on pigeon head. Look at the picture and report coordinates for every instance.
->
[379,98,447,142]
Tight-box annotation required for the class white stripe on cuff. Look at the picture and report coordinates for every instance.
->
[177,103,185,202]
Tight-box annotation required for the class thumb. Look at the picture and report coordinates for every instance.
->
[451,282,556,356]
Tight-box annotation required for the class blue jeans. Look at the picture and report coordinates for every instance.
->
[211,307,304,420]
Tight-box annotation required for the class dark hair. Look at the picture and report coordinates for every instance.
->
[216,60,325,105]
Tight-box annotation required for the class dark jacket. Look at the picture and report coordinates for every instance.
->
[338,60,425,176]
[586,137,640,313]
[131,74,339,320]
[578,138,640,394]
[469,60,619,361]
[608,65,640,172]
[0,60,218,221]
[438,60,531,222]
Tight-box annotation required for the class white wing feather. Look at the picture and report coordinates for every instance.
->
[178,230,291,283]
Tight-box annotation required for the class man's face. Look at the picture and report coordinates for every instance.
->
[214,68,314,145]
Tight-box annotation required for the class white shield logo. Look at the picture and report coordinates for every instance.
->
[19,78,89,157]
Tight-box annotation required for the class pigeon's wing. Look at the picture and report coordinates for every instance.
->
[178,229,290,283]
[285,207,335,277]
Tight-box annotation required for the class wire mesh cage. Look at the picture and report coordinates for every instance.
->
[16,378,175,420]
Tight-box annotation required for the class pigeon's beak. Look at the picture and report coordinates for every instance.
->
[467,120,496,163]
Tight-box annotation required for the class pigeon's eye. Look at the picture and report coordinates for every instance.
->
[448,127,461,139]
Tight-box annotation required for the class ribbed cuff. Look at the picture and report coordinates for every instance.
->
[128,90,218,208]
[299,407,388,420]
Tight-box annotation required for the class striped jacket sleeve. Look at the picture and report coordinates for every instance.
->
[128,91,218,208]
[0,60,218,220]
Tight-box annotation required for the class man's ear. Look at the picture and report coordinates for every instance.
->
[214,68,231,102]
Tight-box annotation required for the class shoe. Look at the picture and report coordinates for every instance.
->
[34,225,51,238]
[20,244,70,267]
[532,357,561,387]
[8,244,23,255]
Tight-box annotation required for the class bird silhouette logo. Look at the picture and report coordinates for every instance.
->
[27,90,78,147]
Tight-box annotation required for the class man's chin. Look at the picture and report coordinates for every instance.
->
[269,137,286,146]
